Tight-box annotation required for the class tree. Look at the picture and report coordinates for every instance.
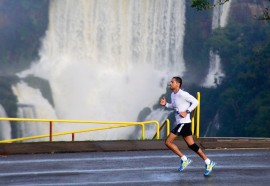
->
[201,22,270,137]
[191,0,270,20]
[191,0,229,11]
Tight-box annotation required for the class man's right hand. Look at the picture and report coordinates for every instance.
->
[160,97,166,106]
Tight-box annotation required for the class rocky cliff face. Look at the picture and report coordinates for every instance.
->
[230,0,267,23]
[0,0,49,75]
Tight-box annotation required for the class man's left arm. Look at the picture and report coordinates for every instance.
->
[184,92,199,113]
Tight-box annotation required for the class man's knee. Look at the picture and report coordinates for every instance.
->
[188,143,200,152]
[165,139,173,147]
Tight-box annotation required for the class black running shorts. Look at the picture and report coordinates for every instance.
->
[171,123,192,137]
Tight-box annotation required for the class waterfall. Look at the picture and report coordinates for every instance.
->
[18,0,186,140]
[202,0,232,137]
[11,82,60,141]
[0,104,11,140]
[202,0,232,88]
[204,112,220,137]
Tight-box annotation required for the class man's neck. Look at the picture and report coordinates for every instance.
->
[173,88,180,94]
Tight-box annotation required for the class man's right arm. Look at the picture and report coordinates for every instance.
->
[160,97,173,108]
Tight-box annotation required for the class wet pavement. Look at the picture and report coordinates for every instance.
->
[0,149,269,186]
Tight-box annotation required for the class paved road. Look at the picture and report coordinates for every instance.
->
[0,149,269,186]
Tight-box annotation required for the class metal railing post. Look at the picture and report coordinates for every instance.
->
[166,119,170,136]
[141,123,145,140]
[72,133,75,141]
[154,121,160,139]
[152,119,169,139]
[191,111,195,135]
[196,92,201,138]
[49,121,53,142]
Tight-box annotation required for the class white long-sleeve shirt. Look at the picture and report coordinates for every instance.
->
[165,89,198,124]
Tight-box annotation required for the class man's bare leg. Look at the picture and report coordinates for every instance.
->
[165,133,184,157]
[183,135,207,160]
[166,133,194,171]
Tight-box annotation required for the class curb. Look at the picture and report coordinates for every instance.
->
[0,138,269,155]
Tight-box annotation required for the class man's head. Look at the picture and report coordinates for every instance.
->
[169,76,182,91]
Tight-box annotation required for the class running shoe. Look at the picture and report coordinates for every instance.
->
[204,161,216,176]
[178,158,192,171]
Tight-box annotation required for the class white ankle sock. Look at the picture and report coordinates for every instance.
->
[181,155,188,161]
[205,158,211,165]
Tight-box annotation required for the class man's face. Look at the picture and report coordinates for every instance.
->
[169,78,180,90]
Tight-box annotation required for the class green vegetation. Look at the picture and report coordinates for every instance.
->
[191,0,270,20]
[184,0,212,80]
[198,22,270,137]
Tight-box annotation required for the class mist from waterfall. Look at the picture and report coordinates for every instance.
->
[11,82,59,141]
[0,104,11,140]
[202,0,232,88]
[19,0,186,140]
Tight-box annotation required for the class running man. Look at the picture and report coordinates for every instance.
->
[160,76,215,176]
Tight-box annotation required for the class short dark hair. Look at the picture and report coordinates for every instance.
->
[173,76,182,87]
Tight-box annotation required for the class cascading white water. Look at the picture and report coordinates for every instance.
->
[0,104,11,140]
[12,82,59,141]
[202,0,232,88]
[19,0,186,140]
[202,0,232,137]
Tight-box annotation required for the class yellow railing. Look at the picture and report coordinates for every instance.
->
[0,118,161,143]
[152,119,170,139]
[0,92,200,143]
[0,124,138,143]
[191,92,201,138]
